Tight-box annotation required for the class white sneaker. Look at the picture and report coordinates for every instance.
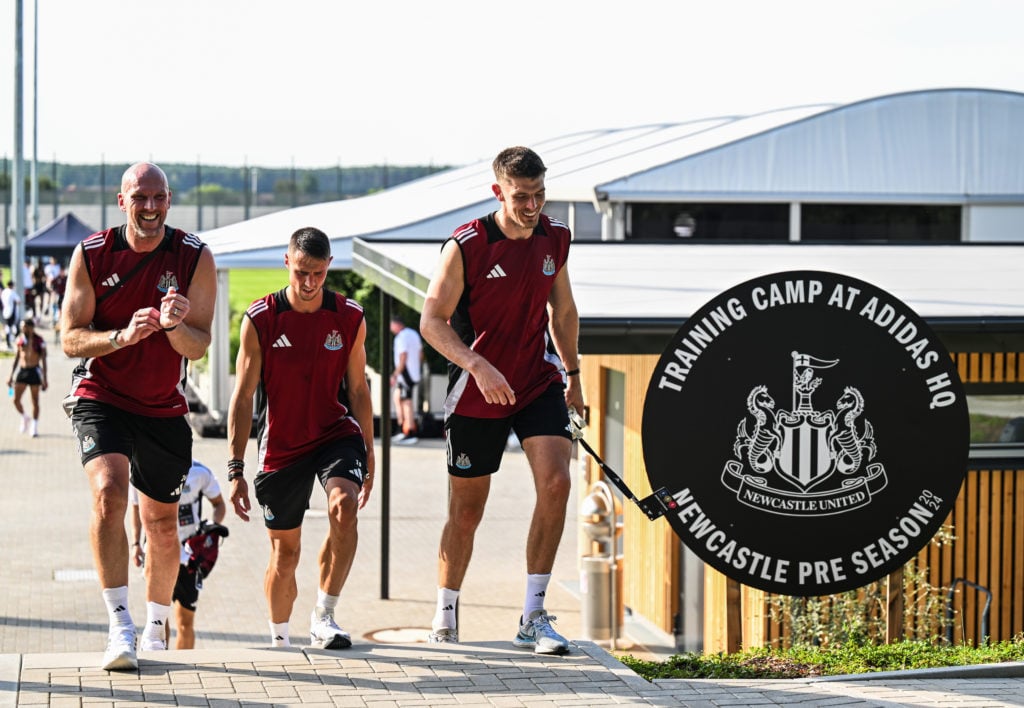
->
[391,432,406,443]
[513,610,570,655]
[30,419,38,437]
[18,415,28,434]
[428,627,459,643]
[140,634,167,651]
[310,609,351,649]
[102,626,138,671]
[397,435,419,445]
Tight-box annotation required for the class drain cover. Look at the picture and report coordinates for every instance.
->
[365,627,430,643]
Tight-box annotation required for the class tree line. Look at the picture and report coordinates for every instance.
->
[0,160,452,207]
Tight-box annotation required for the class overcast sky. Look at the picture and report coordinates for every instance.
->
[2,0,1023,168]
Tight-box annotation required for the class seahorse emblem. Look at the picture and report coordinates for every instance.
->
[733,385,779,474]
[830,386,877,474]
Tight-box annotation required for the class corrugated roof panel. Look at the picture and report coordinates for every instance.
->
[597,89,1024,202]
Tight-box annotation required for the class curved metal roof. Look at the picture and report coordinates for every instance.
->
[596,88,1024,203]
[204,88,1024,267]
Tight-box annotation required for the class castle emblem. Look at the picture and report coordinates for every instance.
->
[157,271,179,293]
[722,351,887,516]
[324,330,344,351]
[542,255,556,276]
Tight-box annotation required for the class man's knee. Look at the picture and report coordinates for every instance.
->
[93,486,129,523]
[327,489,359,532]
[537,469,571,503]
[269,537,302,573]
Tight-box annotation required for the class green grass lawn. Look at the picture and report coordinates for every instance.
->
[618,638,1024,679]
[225,268,285,314]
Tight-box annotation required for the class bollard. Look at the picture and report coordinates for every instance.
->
[579,481,623,645]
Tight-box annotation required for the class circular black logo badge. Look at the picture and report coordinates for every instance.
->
[642,271,969,596]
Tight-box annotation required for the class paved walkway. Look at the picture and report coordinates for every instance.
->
[2,325,1024,706]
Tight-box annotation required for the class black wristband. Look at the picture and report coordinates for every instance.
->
[227,469,245,482]
[565,368,580,377]
[162,325,178,332]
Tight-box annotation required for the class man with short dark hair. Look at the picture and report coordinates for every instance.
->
[420,146,583,654]
[227,227,375,650]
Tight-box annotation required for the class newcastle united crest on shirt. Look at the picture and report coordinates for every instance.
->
[642,271,968,596]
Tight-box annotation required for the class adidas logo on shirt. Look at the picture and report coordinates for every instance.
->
[272,334,293,348]
[486,265,508,279]
[101,274,121,288]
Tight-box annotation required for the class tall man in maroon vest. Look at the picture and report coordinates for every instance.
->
[62,162,217,670]
[420,146,584,654]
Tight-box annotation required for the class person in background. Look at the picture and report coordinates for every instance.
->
[1,280,21,350]
[61,161,217,671]
[419,146,583,654]
[7,318,47,436]
[227,227,375,650]
[48,264,68,338]
[390,315,424,444]
[129,459,227,649]
[44,257,62,323]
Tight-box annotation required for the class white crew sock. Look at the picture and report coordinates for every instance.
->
[270,621,290,647]
[102,586,133,630]
[142,601,170,643]
[432,587,460,631]
[523,573,552,620]
[316,589,339,612]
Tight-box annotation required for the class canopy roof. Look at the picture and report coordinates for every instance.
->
[353,239,1024,354]
[25,212,95,254]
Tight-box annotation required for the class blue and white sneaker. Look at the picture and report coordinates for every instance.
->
[512,610,570,655]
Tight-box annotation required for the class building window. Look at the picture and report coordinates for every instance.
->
[802,204,961,242]
[627,203,790,241]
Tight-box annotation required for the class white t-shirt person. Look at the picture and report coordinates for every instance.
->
[393,324,423,383]
[130,460,222,565]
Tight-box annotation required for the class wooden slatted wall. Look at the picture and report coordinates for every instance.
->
[954,351,1019,385]
[579,355,679,635]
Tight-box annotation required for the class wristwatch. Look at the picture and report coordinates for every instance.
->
[109,330,123,350]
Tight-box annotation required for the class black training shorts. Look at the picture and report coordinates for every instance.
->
[14,366,42,386]
[254,434,367,530]
[444,382,571,478]
[71,399,192,503]
[397,370,417,401]
[173,563,200,611]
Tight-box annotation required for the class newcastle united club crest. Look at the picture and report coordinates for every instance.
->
[724,352,887,517]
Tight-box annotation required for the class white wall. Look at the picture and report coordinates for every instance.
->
[965,206,1024,242]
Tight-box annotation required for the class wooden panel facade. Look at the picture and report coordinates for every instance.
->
[578,355,680,635]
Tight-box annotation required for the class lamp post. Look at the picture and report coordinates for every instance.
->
[10,0,26,296]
